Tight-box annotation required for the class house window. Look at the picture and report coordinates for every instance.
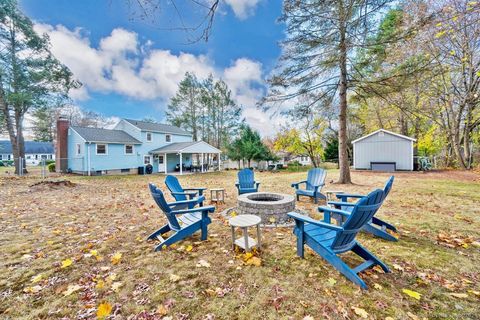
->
[48,155,53,159]
[26,155,31,159]
[144,155,151,165]
[146,132,152,142]
[41,155,47,159]
[96,144,107,155]
[125,144,134,155]
[159,155,164,164]
[35,154,38,160]
[165,134,171,142]
[76,143,81,155]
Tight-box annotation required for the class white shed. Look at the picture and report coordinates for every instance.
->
[352,129,416,171]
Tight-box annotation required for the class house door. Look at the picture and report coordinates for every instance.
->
[158,155,165,172]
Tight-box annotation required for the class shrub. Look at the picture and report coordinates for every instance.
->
[45,159,55,165]
[47,162,56,172]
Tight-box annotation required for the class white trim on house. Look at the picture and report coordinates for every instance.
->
[124,144,134,155]
[143,154,152,165]
[352,129,416,144]
[96,143,108,155]
[69,127,87,142]
[146,132,152,142]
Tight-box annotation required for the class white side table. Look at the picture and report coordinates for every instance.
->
[229,214,262,252]
[325,190,345,202]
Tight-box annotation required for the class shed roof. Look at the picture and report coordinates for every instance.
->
[71,126,141,144]
[124,119,191,136]
[150,141,221,154]
[0,140,54,154]
[352,129,416,144]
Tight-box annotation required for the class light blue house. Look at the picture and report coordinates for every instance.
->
[56,118,222,175]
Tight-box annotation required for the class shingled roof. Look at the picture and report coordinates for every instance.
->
[71,127,141,144]
[0,140,54,154]
[124,119,191,136]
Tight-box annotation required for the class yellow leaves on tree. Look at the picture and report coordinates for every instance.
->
[96,302,113,319]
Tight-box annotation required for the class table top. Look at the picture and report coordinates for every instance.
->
[229,214,261,227]
[210,188,225,191]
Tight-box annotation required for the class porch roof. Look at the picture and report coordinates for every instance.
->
[149,141,221,154]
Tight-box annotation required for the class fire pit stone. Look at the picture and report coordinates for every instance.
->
[237,192,296,225]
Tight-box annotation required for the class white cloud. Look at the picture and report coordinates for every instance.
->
[224,0,262,19]
[34,23,281,135]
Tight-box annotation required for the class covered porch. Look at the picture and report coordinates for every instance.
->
[150,141,222,175]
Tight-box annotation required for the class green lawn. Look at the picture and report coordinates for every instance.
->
[0,170,479,319]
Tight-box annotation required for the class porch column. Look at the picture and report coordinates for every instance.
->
[179,153,183,175]
[201,153,204,173]
[218,153,221,171]
[164,153,167,174]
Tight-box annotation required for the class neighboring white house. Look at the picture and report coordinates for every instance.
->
[352,129,416,171]
[0,140,55,165]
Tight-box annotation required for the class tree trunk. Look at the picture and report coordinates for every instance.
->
[336,13,351,184]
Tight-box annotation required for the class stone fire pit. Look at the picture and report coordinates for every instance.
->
[237,192,296,226]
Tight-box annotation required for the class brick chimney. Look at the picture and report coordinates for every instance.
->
[56,117,69,172]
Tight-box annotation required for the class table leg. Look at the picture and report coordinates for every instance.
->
[256,224,261,250]
[231,226,235,250]
[243,227,249,252]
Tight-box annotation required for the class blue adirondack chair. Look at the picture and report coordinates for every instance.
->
[288,189,390,289]
[147,183,215,251]
[235,168,260,195]
[165,175,206,209]
[291,168,327,203]
[328,176,397,241]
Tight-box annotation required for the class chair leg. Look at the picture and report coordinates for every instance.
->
[372,217,397,232]
[296,194,300,201]
[314,195,318,204]
[313,243,368,290]
[200,220,208,241]
[147,224,170,240]
[297,231,304,258]
[363,223,398,242]
[351,243,390,273]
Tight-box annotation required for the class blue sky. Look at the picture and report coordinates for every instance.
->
[20,0,286,136]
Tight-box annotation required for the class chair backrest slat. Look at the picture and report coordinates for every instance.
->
[332,189,385,251]
[238,169,255,188]
[306,168,326,190]
[165,175,186,201]
[149,183,181,230]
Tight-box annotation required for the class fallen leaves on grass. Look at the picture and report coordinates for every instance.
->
[63,284,82,296]
[96,302,112,319]
[23,285,42,294]
[436,233,475,249]
[403,289,422,300]
[169,274,181,282]
[352,306,369,318]
[61,258,73,269]
[327,278,337,286]
[196,259,211,268]
[31,274,43,283]
[448,293,468,298]
[111,252,122,265]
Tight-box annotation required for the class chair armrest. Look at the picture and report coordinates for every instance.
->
[255,181,260,187]
[327,201,356,207]
[335,193,365,201]
[183,188,207,192]
[318,206,351,217]
[167,196,204,208]
[291,180,307,187]
[171,191,197,196]
[172,206,216,215]
[287,212,343,231]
